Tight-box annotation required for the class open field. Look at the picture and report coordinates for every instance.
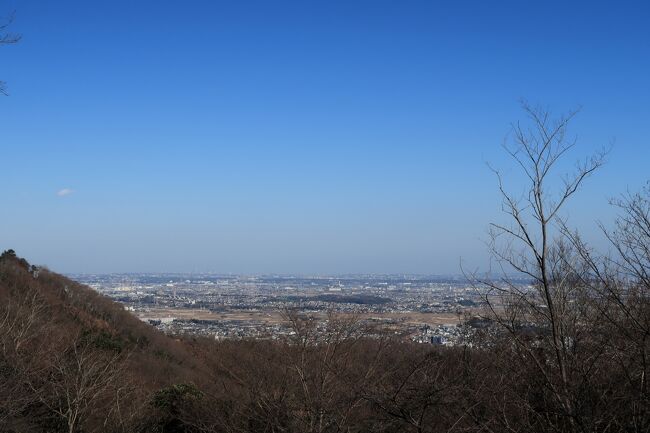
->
[135,308,466,326]
[137,308,286,323]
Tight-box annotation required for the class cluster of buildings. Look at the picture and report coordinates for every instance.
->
[410,324,464,345]
[72,273,487,345]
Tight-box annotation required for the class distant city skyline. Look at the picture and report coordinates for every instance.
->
[1,1,649,274]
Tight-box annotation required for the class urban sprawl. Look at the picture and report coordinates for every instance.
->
[71,274,507,346]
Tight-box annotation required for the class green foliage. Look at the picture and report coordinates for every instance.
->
[151,383,203,413]
[153,349,173,361]
[90,331,126,352]
[1,249,16,259]
[149,384,204,433]
[0,249,30,270]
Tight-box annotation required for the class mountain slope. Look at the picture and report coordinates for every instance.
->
[0,250,204,432]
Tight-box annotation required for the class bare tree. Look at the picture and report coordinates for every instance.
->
[471,101,608,431]
[0,283,48,430]
[0,10,20,95]
[561,183,650,431]
[281,310,370,433]
[27,334,130,433]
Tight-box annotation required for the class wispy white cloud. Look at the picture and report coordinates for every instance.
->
[56,188,74,197]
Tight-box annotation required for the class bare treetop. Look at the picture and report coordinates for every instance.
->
[0,11,20,96]
[488,101,608,282]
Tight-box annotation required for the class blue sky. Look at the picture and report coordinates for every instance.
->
[1,1,649,274]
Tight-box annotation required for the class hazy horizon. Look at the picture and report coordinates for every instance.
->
[2,1,649,274]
